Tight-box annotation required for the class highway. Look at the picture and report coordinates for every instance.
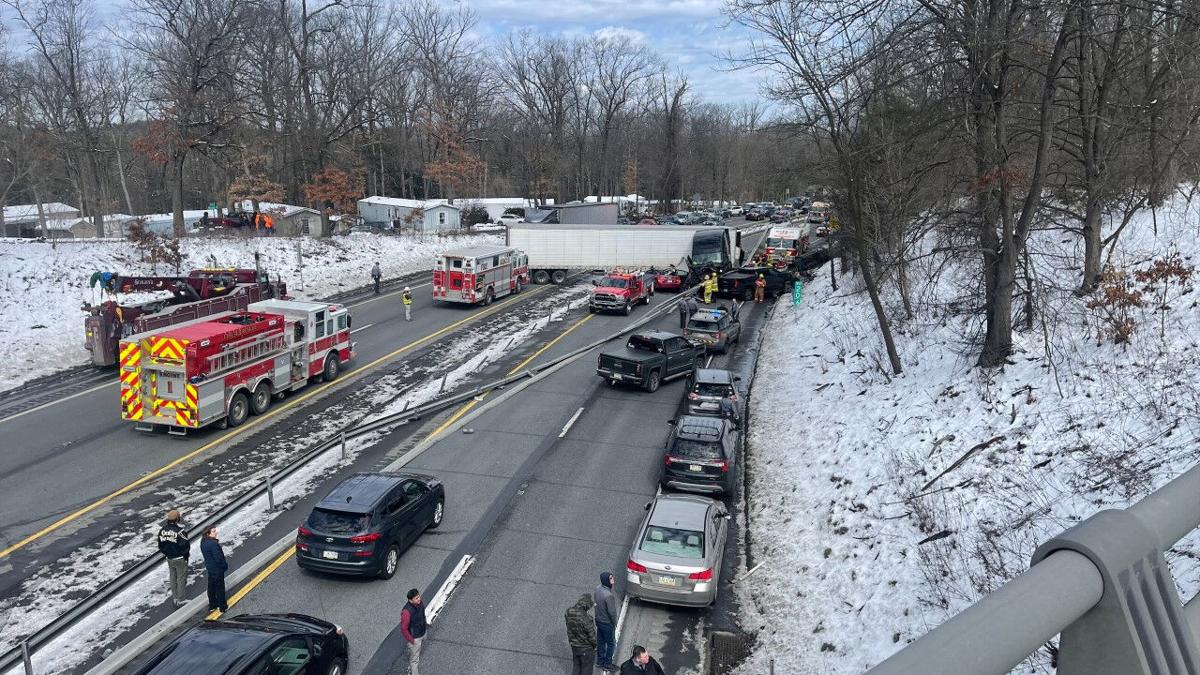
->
[0,221,774,673]
[110,224,771,675]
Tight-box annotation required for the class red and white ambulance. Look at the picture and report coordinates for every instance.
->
[432,245,529,305]
[119,299,353,433]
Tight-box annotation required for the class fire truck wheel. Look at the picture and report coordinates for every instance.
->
[322,355,340,382]
[533,270,550,284]
[623,301,632,316]
[227,392,250,427]
[551,270,568,284]
[251,383,272,415]
[483,288,495,306]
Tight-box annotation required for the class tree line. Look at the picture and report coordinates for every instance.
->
[729,0,1200,367]
[0,0,809,238]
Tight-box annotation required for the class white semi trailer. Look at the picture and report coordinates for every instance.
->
[506,223,744,284]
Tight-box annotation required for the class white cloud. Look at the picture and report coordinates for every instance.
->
[594,26,648,45]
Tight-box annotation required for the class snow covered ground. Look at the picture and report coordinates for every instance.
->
[737,192,1200,673]
[0,232,500,392]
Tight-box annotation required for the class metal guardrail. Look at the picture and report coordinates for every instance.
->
[1,282,699,674]
[869,461,1200,675]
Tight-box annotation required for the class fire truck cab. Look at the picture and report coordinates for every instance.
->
[119,299,353,434]
[433,245,529,306]
[765,227,804,268]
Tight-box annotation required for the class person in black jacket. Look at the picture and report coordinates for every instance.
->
[619,645,666,675]
[200,526,228,613]
[157,509,189,607]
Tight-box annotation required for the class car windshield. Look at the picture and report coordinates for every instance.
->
[688,319,719,332]
[696,383,733,397]
[599,277,628,288]
[627,336,659,351]
[307,508,368,534]
[639,525,705,559]
[671,437,724,459]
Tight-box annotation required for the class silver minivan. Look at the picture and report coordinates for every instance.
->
[625,494,730,607]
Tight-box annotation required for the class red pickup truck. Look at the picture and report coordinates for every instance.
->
[589,271,653,315]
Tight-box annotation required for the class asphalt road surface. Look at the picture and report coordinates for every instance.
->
[115,225,771,675]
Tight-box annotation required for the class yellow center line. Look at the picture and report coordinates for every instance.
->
[215,311,594,615]
[207,546,297,620]
[0,289,541,560]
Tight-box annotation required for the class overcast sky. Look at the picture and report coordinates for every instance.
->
[2,0,769,106]
[466,0,767,106]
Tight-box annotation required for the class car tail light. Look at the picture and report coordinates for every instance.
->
[688,568,713,581]
[636,364,642,375]
[665,455,677,466]
[349,532,381,544]
[688,392,700,400]
[298,525,312,537]
[627,559,648,574]
[714,332,722,339]
[296,542,309,552]
[718,459,730,473]
[351,550,374,557]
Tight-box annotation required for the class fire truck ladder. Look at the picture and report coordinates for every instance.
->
[205,332,287,376]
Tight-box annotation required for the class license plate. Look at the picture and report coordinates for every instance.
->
[656,575,678,587]
[612,374,623,380]
[322,550,339,560]
[689,464,703,472]
[698,402,718,410]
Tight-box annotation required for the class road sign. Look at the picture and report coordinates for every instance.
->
[792,280,803,306]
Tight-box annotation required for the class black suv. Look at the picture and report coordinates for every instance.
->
[133,613,349,675]
[297,472,445,579]
[660,416,739,496]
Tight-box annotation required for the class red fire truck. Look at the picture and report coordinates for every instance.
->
[432,245,529,305]
[119,299,353,434]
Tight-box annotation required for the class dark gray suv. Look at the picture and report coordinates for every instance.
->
[296,472,445,579]
[660,416,739,496]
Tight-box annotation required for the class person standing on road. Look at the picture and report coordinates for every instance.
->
[754,274,766,303]
[200,526,228,613]
[677,297,690,330]
[565,593,597,675]
[401,588,427,675]
[402,287,413,321]
[371,262,382,295]
[619,645,666,675]
[594,572,620,672]
[157,509,189,607]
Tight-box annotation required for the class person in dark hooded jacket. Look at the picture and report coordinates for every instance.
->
[565,593,597,675]
[594,572,620,671]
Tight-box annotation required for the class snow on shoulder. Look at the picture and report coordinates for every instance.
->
[0,231,500,393]
[738,192,1200,673]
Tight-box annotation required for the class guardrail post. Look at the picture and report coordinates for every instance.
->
[21,641,33,675]
[438,373,449,394]
[339,432,346,460]
[265,475,277,512]
[1031,509,1200,674]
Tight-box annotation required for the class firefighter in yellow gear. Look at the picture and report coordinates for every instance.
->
[702,273,716,304]
[402,286,413,321]
[754,274,766,303]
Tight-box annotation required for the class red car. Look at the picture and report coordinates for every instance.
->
[654,271,685,292]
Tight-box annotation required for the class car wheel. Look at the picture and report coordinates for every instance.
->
[250,382,272,415]
[379,544,400,579]
[322,355,339,382]
[227,392,249,427]
[533,270,550,284]
[644,370,660,393]
[326,658,347,675]
[623,301,632,316]
[428,499,444,529]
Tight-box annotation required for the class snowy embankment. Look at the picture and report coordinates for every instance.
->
[738,193,1200,673]
[0,231,499,392]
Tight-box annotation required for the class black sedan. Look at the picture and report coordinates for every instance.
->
[133,613,349,675]
[297,472,445,578]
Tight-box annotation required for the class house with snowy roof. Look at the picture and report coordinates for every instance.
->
[357,196,461,232]
[1,202,80,237]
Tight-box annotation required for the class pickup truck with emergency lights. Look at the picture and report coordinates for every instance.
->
[118,299,353,433]
[589,271,653,315]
